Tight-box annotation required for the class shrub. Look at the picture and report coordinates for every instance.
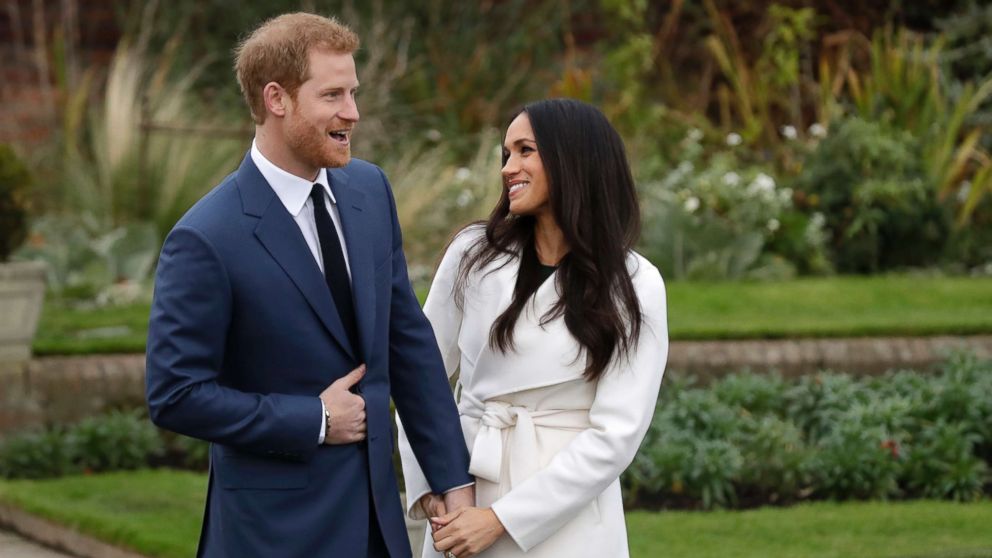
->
[733,415,811,503]
[791,117,951,272]
[68,410,164,472]
[808,420,902,500]
[902,421,988,501]
[0,429,78,479]
[0,144,31,262]
[0,411,164,479]
[785,372,869,442]
[711,372,789,418]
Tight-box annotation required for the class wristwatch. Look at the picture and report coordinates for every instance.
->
[324,407,332,432]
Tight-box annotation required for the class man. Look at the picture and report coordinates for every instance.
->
[146,13,473,558]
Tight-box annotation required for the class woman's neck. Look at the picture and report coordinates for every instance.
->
[533,213,568,266]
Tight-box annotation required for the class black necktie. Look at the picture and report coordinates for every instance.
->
[310,184,359,354]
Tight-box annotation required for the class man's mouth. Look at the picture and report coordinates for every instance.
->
[328,129,351,146]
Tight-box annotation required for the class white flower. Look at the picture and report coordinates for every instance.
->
[749,173,776,194]
[677,161,694,174]
[767,219,780,232]
[722,171,741,186]
[780,125,798,140]
[808,123,827,138]
[687,128,703,142]
[958,181,971,203]
[455,167,472,181]
[683,196,701,213]
[425,129,442,142]
[456,189,473,208]
[726,132,743,146]
[810,212,826,228]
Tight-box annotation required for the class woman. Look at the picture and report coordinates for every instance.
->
[397,99,668,558]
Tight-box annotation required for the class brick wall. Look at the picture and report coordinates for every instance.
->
[0,0,119,148]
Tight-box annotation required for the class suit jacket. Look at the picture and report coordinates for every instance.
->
[398,227,668,557]
[146,153,472,558]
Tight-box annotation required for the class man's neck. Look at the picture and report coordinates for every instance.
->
[255,126,319,181]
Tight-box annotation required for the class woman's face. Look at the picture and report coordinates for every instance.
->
[502,113,550,217]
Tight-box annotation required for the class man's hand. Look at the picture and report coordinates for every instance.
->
[319,364,366,444]
[430,507,505,558]
[442,484,475,515]
[419,494,447,530]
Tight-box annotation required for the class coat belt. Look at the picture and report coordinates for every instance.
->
[457,390,591,486]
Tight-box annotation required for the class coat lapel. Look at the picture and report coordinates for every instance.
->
[328,167,376,363]
[236,154,356,360]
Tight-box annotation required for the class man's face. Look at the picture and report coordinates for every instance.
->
[283,49,360,170]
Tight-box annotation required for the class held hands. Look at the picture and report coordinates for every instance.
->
[319,364,367,445]
[430,506,505,558]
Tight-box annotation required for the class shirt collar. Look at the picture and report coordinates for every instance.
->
[250,139,335,217]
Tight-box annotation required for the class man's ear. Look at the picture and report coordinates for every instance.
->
[263,82,289,118]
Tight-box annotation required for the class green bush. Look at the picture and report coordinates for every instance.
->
[792,117,951,272]
[0,429,78,479]
[0,144,31,262]
[807,421,902,500]
[0,411,163,479]
[733,415,811,503]
[902,421,988,501]
[68,410,164,472]
[624,354,992,509]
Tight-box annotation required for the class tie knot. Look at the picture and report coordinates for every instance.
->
[310,183,325,203]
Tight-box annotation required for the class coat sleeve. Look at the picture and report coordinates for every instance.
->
[490,264,669,551]
[145,225,322,461]
[383,174,474,514]
[395,227,477,519]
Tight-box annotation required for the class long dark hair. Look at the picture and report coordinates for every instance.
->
[454,98,642,381]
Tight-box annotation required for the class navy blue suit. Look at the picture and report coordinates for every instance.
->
[146,154,472,557]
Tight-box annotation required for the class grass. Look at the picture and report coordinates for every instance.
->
[666,276,992,339]
[0,470,205,558]
[1,471,990,558]
[627,501,992,558]
[32,275,992,355]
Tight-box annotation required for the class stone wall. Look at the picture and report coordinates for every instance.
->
[2,335,991,434]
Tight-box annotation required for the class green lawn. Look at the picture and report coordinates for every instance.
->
[33,275,992,355]
[628,502,992,558]
[1,471,990,558]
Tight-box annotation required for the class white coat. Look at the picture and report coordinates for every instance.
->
[398,227,668,557]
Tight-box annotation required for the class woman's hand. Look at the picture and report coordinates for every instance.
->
[419,493,447,529]
[430,506,506,558]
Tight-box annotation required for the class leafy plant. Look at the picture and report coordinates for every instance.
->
[0,429,78,479]
[0,144,32,262]
[792,116,950,272]
[68,410,164,472]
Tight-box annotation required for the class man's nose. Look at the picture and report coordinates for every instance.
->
[341,96,360,122]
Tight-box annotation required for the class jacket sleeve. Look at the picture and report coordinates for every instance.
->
[396,227,477,519]
[145,225,321,461]
[490,265,669,551]
[381,171,474,512]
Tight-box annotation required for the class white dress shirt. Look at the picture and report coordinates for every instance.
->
[250,140,350,444]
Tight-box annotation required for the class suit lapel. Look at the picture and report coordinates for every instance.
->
[328,167,376,363]
[236,154,356,360]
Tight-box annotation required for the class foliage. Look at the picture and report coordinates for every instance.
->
[16,215,158,300]
[34,2,244,243]
[0,144,32,262]
[791,117,951,272]
[0,410,163,479]
[638,129,829,280]
[830,28,992,225]
[623,354,992,509]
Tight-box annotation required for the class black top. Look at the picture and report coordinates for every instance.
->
[538,263,557,284]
